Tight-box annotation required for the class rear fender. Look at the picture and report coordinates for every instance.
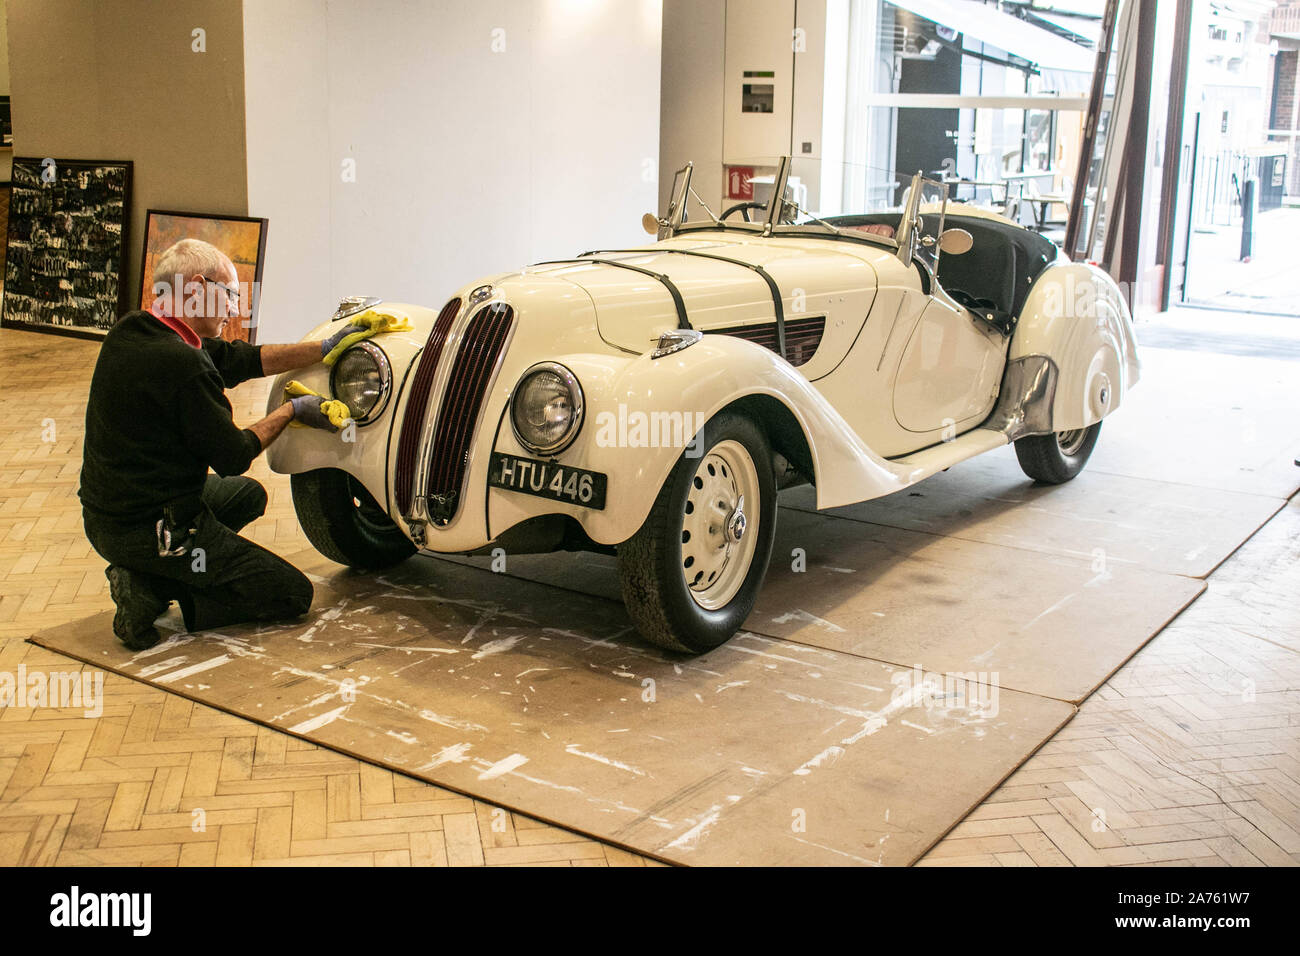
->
[1009,262,1140,432]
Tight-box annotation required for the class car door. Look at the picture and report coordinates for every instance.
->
[890,285,1006,441]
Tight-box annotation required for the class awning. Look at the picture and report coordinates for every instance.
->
[887,0,1098,73]
[1031,10,1103,46]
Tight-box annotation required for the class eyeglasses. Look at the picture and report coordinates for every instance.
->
[204,276,241,310]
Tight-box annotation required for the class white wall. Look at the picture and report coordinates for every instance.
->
[242,0,330,340]
[723,0,795,164]
[659,0,725,213]
[245,0,662,342]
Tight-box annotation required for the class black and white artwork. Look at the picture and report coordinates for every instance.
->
[2,157,133,339]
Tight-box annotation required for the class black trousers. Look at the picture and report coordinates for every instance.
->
[84,475,314,633]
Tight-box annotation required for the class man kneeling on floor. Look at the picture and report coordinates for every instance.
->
[80,238,369,650]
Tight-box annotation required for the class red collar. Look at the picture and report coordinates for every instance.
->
[148,303,202,349]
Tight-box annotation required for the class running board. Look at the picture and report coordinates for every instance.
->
[886,428,1009,485]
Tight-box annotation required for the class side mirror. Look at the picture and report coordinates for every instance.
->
[642,213,661,236]
[938,228,973,255]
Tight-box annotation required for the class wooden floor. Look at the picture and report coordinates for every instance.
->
[1,328,1296,866]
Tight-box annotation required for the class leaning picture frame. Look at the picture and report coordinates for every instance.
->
[138,209,270,344]
[1,157,133,340]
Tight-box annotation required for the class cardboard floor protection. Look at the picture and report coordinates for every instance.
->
[441,498,1206,703]
[27,345,1296,864]
[778,451,1283,579]
[32,553,1074,867]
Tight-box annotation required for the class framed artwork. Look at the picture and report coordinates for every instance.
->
[1,157,133,340]
[0,97,11,146]
[138,209,269,344]
[0,184,9,278]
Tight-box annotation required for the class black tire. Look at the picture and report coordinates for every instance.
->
[290,468,416,569]
[1013,421,1102,484]
[617,412,777,654]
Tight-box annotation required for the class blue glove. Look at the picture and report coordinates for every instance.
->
[320,321,367,359]
[290,394,340,432]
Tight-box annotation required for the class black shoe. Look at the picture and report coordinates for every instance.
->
[105,566,169,651]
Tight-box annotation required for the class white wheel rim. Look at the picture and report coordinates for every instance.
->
[680,440,760,611]
[1057,428,1086,456]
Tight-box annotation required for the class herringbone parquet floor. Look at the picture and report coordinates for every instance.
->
[1,328,1296,866]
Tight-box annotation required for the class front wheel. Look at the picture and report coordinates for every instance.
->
[291,468,416,569]
[617,412,777,653]
[1013,421,1102,484]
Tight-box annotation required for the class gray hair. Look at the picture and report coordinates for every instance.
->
[152,238,231,286]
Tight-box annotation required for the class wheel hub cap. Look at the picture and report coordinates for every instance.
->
[726,496,747,544]
[680,442,760,610]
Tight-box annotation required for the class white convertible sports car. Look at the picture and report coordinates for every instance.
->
[269,157,1139,653]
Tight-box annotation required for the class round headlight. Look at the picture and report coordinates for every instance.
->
[329,341,391,424]
[510,362,584,455]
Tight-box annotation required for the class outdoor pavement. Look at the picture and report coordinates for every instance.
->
[1139,305,1300,359]
[1184,204,1300,315]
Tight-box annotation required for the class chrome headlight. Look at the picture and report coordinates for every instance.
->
[329,341,391,424]
[510,362,584,456]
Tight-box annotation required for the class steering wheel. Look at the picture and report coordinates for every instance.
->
[721,201,767,223]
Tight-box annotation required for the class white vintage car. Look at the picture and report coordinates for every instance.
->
[269,157,1139,654]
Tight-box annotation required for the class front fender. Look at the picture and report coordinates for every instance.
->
[488,336,920,546]
[263,301,440,514]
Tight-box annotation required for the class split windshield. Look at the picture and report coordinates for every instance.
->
[666,156,951,268]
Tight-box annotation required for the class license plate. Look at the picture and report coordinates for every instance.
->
[488,453,607,510]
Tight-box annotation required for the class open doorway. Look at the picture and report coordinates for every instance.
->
[1181,2,1300,316]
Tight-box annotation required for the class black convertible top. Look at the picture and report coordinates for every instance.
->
[824,210,1058,327]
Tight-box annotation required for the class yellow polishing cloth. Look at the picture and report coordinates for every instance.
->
[284,380,352,429]
[284,380,318,398]
[322,308,414,367]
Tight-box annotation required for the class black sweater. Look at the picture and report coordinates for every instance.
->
[79,311,266,523]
